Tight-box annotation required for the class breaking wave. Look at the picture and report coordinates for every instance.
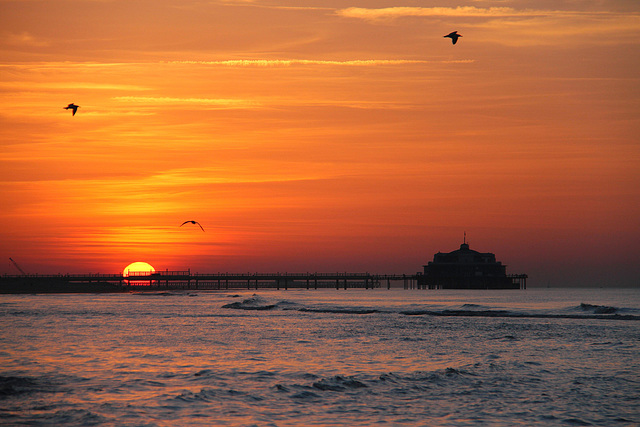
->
[221,295,640,320]
[577,303,618,314]
[221,294,279,310]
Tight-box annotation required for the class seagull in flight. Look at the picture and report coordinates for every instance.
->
[180,220,205,232]
[64,103,79,116]
[444,31,462,45]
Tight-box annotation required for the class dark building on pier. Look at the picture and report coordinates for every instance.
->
[420,240,527,289]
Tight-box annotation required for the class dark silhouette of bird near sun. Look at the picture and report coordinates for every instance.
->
[180,220,205,232]
[64,103,79,116]
[444,31,462,45]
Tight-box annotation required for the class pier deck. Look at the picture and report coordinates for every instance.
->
[0,271,526,293]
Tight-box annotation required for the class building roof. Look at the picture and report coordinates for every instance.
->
[428,242,501,266]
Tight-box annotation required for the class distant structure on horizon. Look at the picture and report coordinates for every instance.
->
[419,238,527,289]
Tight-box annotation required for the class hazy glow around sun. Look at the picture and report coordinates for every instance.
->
[123,262,155,277]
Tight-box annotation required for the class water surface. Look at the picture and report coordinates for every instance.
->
[1,288,638,426]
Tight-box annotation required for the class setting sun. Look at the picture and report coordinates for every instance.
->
[123,262,155,277]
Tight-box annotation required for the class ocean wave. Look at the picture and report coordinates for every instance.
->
[312,376,368,392]
[0,376,42,398]
[193,369,226,380]
[176,387,264,404]
[221,295,380,314]
[176,387,218,402]
[399,309,640,321]
[290,390,321,400]
[577,303,618,314]
[0,376,55,399]
[459,303,494,310]
[299,308,379,315]
[221,295,305,311]
[132,291,193,297]
[272,384,289,393]
[380,368,476,383]
[218,295,640,320]
[118,378,166,390]
[281,368,478,399]
[221,295,277,310]
[401,309,511,317]
[40,409,107,425]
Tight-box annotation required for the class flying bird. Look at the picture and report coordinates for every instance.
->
[444,31,462,45]
[180,220,205,232]
[64,103,79,116]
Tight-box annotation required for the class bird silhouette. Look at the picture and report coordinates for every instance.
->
[64,103,79,116]
[444,31,462,45]
[180,220,205,232]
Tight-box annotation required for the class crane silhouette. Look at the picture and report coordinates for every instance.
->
[9,258,26,275]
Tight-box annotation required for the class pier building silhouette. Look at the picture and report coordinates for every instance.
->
[419,240,527,289]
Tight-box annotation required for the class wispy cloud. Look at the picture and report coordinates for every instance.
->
[210,0,331,11]
[0,62,130,69]
[475,14,640,43]
[112,94,443,112]
[112,96,262,109]
[0,82,149,91]
[337,6,529,20]
[170,59,424,67]
[3,166,342,216]
[336,6,640,46]
[0,59,473,72]
[3,31,49,47]
[169,59,474,67]
[336,6,638,20]
[145,167,337,186]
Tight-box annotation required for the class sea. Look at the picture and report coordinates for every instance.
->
[0,287,638,426]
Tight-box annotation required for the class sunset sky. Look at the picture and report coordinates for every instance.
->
[1,0,638,286]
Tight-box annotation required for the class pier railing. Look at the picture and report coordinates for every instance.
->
[0,271,394,292]
[1,271,527,292]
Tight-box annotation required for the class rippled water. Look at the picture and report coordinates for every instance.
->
[1,288,638,426]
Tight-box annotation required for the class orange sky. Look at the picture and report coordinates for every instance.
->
[1,1,639,286]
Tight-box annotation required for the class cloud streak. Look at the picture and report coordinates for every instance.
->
[336,6,640,46]
[337,6,531,20]
[112,96,261,109]
[0,82,149,91]
[4,31,50,47]
[169,59,474,67]
[336,6,638,20]
[111,95,431,111]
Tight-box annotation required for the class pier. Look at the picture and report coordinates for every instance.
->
[0,271,387,293]
[126,271,387,291]
[0,270,526,293]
